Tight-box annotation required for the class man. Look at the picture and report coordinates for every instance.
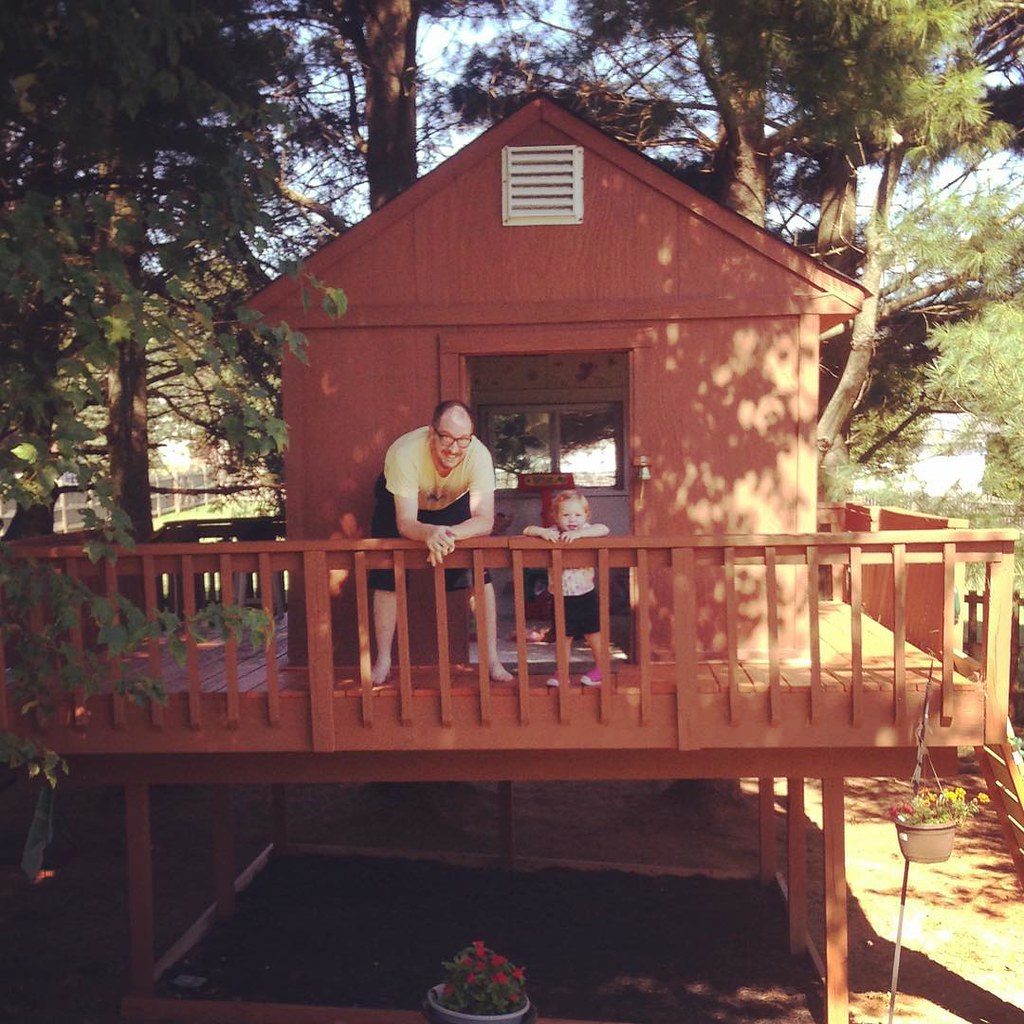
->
[369,400,514,685]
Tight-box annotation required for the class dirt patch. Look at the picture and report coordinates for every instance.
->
[0,771,1021,1023]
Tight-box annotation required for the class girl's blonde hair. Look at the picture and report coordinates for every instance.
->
[550,489,590,519]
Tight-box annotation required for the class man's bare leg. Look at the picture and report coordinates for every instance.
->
[371,589,397,684]
[484,581,513,682]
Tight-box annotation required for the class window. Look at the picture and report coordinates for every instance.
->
[481,403,624,490]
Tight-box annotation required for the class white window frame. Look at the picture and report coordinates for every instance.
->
[480,402,626,493]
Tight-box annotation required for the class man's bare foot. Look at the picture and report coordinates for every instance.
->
[370,658,391,686]
[489,662,514,683]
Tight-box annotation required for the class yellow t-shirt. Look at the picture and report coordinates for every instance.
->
[383,427,495,512]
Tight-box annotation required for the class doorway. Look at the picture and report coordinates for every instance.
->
[468,352,632,673]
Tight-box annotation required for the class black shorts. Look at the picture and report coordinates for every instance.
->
[563,589,599,639]
[367,473,491,592]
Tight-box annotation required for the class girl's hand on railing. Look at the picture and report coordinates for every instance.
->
[524,526,560,543]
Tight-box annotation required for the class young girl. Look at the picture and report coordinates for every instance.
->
[523,489,610,687]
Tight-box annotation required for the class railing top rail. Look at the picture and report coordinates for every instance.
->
[6,527,1018,561]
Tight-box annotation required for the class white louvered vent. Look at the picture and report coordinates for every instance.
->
[502,145,584,226]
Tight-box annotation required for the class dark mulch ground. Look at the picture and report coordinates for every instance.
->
[159,854,821,1024]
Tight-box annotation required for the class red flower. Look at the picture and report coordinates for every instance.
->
[466,973,477,985]
[510,992,521,1003]
[491,954,507,967]
[472,940,486,955]
[443,984,454,997]
[512,968,525,981]
[494,972,508,985]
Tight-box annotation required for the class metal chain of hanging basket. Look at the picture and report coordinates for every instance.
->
[887,660,942,1024]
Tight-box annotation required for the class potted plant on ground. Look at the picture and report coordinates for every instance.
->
[426,941,531,1024]
[889,786,989,863]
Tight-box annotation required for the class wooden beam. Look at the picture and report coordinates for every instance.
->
[212,786,236,919]
[985,549,1015,743]
[69,746,956,787]
[786,777,807,956]
[758,777,777,885]
[124,782,154,997]
[821,776,849,1024]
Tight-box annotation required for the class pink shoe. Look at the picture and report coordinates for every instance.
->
[580,669,602,688]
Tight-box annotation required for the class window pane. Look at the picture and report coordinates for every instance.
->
[559,406,619,487]
[489,411,552,488]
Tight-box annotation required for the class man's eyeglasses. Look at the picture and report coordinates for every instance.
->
[434,430,473,450]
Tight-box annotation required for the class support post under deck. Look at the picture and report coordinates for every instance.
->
[786,777,807,955]
[822,776,849,1024]
[498,781,515,867]
[212,786,236,919]
[124,782,154,997]
[271,785,289,855]
[758,777,777,885]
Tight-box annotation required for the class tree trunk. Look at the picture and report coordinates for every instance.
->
[814,146,859,276]
[362,0,419,210]
[814,146,860,420]
[107,338,153,540]
[818,145,906,492]
[711,88,769,227]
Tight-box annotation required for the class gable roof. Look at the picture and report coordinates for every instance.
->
[251,96,868,317]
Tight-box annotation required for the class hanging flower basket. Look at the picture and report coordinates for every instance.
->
[888,786,989,863]
[893,819,957,863]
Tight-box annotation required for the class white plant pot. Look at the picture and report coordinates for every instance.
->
[426,984,531,1024]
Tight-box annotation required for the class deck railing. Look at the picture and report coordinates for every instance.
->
[2,528,1017,753]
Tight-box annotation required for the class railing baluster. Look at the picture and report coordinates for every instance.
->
[62,558,88,730]
[258,553,281,727]
[597,547,612,725]
[636,548,652,726]
[434,563,453,727]
[511,548,529,726]
[141,555,163,729]
[941,542,955,727]
[671,547,697,750]
[105,560,127,729]
[550,548,570,724]
[849,546,863,727]
[725,546,740,725]
[219,553,239,729]
[766,546,781,727]
[182,554,202,729]
[353,551,373,727]
[303,549,335,752]
[806,547,822,725]
[473,549,493,726]
[393,550,413,726]
[892,543,906,725]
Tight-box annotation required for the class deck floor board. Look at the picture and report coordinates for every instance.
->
[142,600,974,699]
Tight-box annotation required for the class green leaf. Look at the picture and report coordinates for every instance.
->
[11,443,38,464]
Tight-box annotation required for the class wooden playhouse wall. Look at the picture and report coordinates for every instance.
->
[277,113,825,664]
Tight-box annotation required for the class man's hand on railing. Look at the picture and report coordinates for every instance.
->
[425,525,458,566]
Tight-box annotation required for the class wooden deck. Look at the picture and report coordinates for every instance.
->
[3,526,1014,763]
[12,600,989,760]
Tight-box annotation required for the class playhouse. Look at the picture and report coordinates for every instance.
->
[4,97,1022,1024]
